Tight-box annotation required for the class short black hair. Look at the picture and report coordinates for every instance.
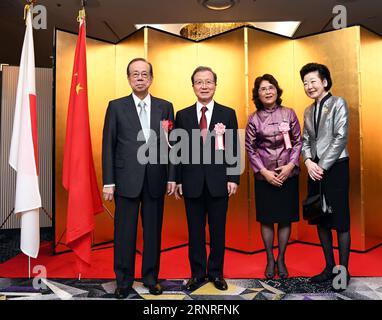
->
[252,74,283,110]
[127,57,153,77]
[299,63,332,90]
[191,66,217,84]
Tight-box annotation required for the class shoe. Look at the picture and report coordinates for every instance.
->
[276,259,289,279]
[209,277,228,291]
[185,277,206,291]
[114,287,131,299]
[310,268,336,283]
[144,283,163,295]
[264,260,276,279]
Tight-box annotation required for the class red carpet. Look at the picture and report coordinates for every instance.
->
[1,242,381,279]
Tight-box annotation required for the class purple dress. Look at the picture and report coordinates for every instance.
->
[245,105,302,223]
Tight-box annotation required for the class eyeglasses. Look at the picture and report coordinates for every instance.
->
[130,72,150,80]
[259,85,276,93]
[194,80,215,87]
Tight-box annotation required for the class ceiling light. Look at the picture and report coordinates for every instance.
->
[198,0,239,11]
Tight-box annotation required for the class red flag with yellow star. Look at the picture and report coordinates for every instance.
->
[62,10,103,273]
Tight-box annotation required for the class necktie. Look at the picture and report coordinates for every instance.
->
[138,101,149,142]
[200,106,208,143]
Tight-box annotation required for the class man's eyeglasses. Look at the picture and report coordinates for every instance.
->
[194,80,215,87]
[130,72,150,79]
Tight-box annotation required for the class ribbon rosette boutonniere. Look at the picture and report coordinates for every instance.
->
[162,119,174,149]
[214,123,226,150]
[278,121,292,150]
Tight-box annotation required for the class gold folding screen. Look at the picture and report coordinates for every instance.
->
[359,28,382,249]
[55,26,382,254]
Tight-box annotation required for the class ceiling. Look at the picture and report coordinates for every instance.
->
[0,0,381,67]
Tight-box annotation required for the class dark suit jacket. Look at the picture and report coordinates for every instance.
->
[102,94,175,198]
[175,102,240,198]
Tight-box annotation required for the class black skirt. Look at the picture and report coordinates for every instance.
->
[255,175,299,224]
[307,158,350,232]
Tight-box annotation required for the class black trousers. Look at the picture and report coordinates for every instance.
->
[184,183,228,279]
[113,172,164,288]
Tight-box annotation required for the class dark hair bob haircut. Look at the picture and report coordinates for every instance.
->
[299,62,332,91]
[252,74,283,110]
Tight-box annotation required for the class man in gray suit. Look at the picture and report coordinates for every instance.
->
[102,58,175,298]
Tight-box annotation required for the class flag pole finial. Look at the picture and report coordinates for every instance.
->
[77,8,86,23]
[23,0,36,21]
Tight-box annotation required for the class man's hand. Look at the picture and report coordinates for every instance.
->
[305,159,324,181]
[260,168,283,187]
[175,184,183,200]
[103,186,115,201]
[167,182,176,195]
[275,163,295,182]
[227,182,238,197]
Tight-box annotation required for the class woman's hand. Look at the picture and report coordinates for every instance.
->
[275,162,295,182]
[305,159,324,181]
[260,168,283,187]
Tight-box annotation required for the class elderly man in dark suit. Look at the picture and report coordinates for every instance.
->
[102,58,175,298]
[175,66,240,291]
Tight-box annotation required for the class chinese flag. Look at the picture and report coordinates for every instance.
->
[62,14,103,272]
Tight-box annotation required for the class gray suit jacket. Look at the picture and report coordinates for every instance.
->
[302,94,349,171]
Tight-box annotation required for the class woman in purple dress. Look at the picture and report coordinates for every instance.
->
[245,74,302,279]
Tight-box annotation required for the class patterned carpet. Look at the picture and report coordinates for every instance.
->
[0,228,52,263]
[1,277,382,300]
[1,229,381,301]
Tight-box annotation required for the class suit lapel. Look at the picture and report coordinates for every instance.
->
[188,103,200,129]
[150,97,162,133]
[309,104,315,136]
[208,103,222,132]
[122,95,141,132]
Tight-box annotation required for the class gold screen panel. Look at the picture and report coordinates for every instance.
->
[115,31,145,98]
[197,29,251,250]
[293,27,363,250]
[55,30,116,252]
[247,28,296,248]
[145,28,197,248]
[360,28,382,248]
